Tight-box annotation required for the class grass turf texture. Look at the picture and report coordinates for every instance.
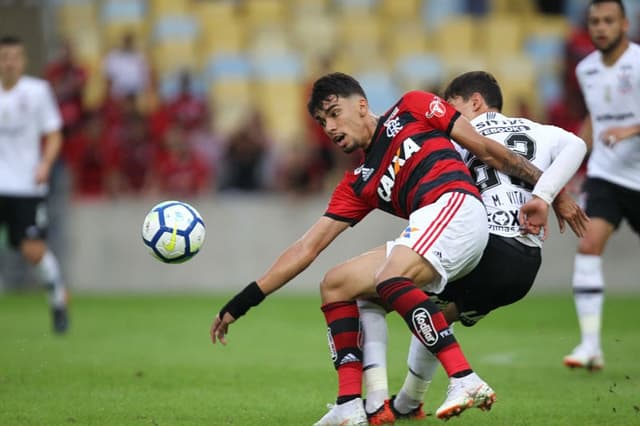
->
[1,292,639,425]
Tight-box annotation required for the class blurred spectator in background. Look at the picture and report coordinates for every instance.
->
[274,142,324,196]
[165,69,208,131]
[150,69,208,144]
[187,113,224,192]
[565,11,597,97]
[103,32,150,101]
[104,93,155,196]
[219,109,272,192]
[149,123,211,198]
[44,39,87,138]
[64,113,119,199]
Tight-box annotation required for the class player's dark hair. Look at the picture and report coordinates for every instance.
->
[0,35,22,47]
[307,72,367,115]
[589,0,626,17]
[443,71,503,112]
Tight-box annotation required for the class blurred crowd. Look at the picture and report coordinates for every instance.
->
[44,33,359,202]
[42,0,640,202]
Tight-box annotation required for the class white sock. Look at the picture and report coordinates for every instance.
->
[572,254,604,351]
[37,250,66,308]
[358,299,389,413]
[393,334,439,413]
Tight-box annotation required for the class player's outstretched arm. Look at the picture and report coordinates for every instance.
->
[210,216,350,345]
[535,126,588,238]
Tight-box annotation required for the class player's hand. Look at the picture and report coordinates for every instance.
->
[552,190,589,238]
[210,311,237,345]
[35,162,51,185]
[600,127,629,147]
[519,196,549,240]
[209,282,266,345]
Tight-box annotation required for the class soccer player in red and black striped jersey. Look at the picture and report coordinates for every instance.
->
[210,72,549,425]
[359,71,588,424]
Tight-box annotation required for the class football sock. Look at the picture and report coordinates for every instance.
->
[377,277,471,377]
[321,301,362,404]
[358,299,389,413]
[37,250,66,308]
[394,335,439,413]
[572,254,604,351]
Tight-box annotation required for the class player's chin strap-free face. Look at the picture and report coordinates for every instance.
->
[218,281,266,319]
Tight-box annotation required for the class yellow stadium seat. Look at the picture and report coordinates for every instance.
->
[478,15,524,60]
[290,13,337,60]
[254,81,305,144]
[66,30,102,65]
[152,39,198,74]
[199,21,245,58]
[103,21,148,50]
[208,79,253,137]
[82,59,108,110]
[194,0,237,28]
[291,0,330,15]
[149,0,190,17]
[241,0,287,28]
[247,27,293,61]
[432,16,477,58]
[337,14,383,56]
[56,2,98,38]
[525,15,571,39]
[334,0,378,16]
[379,0,421,21]
[490,54,540,117]
[490,0,536,16]
[441,53,489,85]
[382,20,429,63]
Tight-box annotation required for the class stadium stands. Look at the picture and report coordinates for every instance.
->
[52,0,577,146]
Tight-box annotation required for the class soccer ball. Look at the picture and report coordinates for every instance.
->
[141,200,206,263]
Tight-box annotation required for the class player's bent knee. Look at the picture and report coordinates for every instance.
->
[577,238,604,256]
[320,269,349,302]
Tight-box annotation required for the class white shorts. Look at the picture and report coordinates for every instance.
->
[387,192,488,294]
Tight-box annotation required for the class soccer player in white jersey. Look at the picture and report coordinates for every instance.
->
[359,71,588,424]
[563,0,640,371]
[0,35,69,333]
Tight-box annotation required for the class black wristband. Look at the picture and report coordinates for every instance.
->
[219,281,266,319]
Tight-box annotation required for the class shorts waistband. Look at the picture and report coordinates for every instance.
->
[490,234,541,257]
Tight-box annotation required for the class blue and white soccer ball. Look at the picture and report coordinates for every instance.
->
[141,200,206,263]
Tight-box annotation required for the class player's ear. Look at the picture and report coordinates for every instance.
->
[359,97,368,117]
[471,92,484,112]
[622,16,630,33]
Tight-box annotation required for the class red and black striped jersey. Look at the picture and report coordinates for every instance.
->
[324,91,481,225]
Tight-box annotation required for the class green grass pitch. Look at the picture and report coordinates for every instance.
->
[1,292,639,425]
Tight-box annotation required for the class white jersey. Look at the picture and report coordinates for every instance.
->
[455,112,586,247]
[0,76,62,196]
[576,42,640,191]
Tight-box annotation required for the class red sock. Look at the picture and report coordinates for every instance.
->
[377,277,471,377]
[321,301,362,401]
